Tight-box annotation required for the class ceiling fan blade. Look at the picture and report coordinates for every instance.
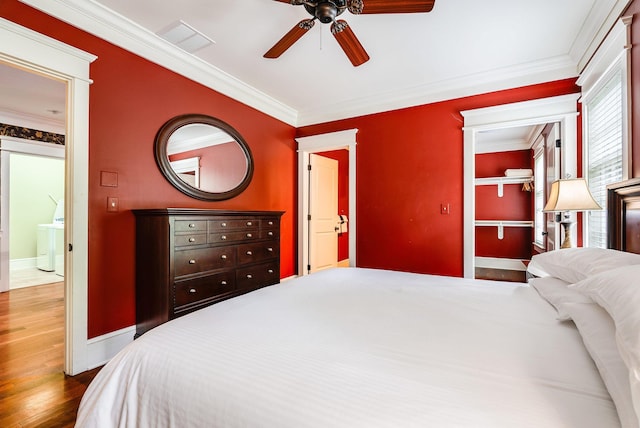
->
[331,20,369,67]
[272,0,307,4]
[348,0,435,14]
[264,19,315,59]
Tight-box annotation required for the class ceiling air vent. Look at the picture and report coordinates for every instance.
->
[156,20,215,53]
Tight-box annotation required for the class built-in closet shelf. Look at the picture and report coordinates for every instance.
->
[475,176,533,197]
[475,220,534,240]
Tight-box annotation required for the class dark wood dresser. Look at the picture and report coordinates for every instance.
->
[133,209,284,337]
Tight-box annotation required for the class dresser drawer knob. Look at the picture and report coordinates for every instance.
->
[268,221,273,225]
[221,222,227,227]
[188,237,196,242]
[189,288,197,293]
[268,231,274,236]
[267,247,273,252]
[221,254,227,260]
[189,259,196,264]
[188,223,196,228]
[221,280,227,285]
[268,269,274,274]
[221,235,227,240]
[246,221,253,226]
[246,250,253,256]
[246,274,253,279]
[246,233,253,238]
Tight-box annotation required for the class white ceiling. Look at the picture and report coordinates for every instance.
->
[1,0,629,133]
[0,62,66,134]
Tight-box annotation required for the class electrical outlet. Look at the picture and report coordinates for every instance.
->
[441,203,450,215]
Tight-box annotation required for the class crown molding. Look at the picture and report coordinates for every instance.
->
[296,55,578,126]
[570,0,632,73]
[17,0,622,128]
[0,108,65,135]
[18,0,298,126]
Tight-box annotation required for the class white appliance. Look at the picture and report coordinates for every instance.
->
[36,198,64,276]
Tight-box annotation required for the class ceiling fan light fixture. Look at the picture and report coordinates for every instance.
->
[267,0,435,66]
[315,3,338,23]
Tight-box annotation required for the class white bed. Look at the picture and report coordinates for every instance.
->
[76,266,633,427]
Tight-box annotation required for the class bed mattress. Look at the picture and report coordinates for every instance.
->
[76,268,621,427]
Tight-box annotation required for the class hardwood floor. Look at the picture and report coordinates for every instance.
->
[0,282,100,427]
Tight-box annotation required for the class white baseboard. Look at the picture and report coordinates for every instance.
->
[475,257,527,271]
[86,325,135,369]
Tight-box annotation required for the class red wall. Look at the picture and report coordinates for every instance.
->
[317,150,349,261]
[0,1,297,338]
[297,79,580,276]
[475,150,533,260]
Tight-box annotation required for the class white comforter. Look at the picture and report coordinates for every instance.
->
[76,268,621,427]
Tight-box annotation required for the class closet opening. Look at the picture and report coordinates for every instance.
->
[461,94,580,280]
[473,122,560,282]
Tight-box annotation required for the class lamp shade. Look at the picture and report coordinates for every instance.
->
[543,178,602,212]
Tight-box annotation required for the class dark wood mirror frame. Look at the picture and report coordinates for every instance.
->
[154,114,254,201]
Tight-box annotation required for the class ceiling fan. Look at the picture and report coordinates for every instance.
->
[264,0,436,67]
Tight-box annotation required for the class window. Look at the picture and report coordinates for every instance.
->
[578,17,631,248]
[584,69,624,248]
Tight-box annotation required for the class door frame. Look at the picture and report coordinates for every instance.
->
[0,17,96,375]
[461,94,580,279]
[296,129,357,276]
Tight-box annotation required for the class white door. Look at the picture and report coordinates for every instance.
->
[544,122,561,251]
[308,153,338,273]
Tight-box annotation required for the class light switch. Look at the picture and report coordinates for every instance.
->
[107,197,119,212]
[441,203,450,215]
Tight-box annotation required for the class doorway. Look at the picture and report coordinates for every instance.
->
[462,94,580,279]
[0,140,66,291]
[0,18,95,375]
[296,129,357,276]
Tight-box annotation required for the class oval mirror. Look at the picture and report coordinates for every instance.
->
[154,114,254,201]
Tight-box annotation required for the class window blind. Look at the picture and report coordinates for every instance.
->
[585,68,623,248]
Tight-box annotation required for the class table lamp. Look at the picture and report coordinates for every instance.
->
[543,178,602,248]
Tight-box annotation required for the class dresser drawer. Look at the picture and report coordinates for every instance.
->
[209,230,259,244]
[260,228,279,239]
[174,220,207,233]
[237,262,279,290]
[263,218,279,228]
[209,218,259,231]
[173,272,236,310]
[175,247,236,277]
[237,242,279,265]
[174,233,207,247]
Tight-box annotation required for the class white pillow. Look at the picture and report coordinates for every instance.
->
[529,276,591,319]
[559,302,638,428]
[530,248,640,284]
[526,259,550,278]
[569,265,640,425]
